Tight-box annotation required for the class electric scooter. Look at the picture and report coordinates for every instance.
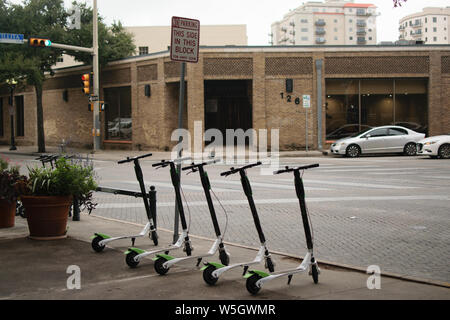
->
[91,153,158,252]
[124,158,194,268]
[152,158,231,275]
[201,161,275,285]
[244,163,320,295]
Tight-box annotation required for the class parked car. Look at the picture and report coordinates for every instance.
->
[107,118,132,138]
[330,125,426,158]
[391,121,427,134]
[326,124,373,141]
[417,134,450,159]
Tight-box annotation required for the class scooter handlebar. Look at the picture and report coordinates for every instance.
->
[182,158,221,171]
[118,153,153,164]
[220,161,262,176]
[274,163,319,174]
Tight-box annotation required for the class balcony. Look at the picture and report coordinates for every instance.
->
[315,19,326,26]
[356,29,366,35]
[315,28,326,35]
[356,9,367,16]
[399,25,405,31]
[356,21,367,27]
[411,30,422,37]
[357,37,366,44]
[316,37,326,44]
[412,21,422,28]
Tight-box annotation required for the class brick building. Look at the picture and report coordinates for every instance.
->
[1,45,449,151]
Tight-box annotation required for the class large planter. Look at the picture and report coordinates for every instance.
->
[0,199,16,228]
[21,195,72,240]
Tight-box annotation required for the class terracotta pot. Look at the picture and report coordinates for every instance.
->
[0,199,16,228]
[21,195,72,240]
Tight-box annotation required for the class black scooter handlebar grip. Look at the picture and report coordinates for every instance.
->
[118,153,153,164]
[220,161,262,176]
[152,160,169,167]
[297,163,320,170]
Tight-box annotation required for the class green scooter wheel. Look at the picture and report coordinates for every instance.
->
[203,265,219,286]
[91,236,105,252]
[154,257,169,275]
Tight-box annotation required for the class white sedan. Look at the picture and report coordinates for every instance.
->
[417,134,450,159]
[330,125,425,158]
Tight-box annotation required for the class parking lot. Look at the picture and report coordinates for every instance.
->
[9,153,450,284]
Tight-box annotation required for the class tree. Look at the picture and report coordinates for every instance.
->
[393,0,407,7]
[0,0,135,152]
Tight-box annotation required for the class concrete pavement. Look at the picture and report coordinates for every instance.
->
[0,214,448,300]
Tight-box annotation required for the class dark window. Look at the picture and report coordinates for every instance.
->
[433,17,437,23]
[367,128,388,137]
[0,98,3,136]
[15,96,24,137]
[104,86,132,140]
[389,127,407,136]
[138,46,148,55]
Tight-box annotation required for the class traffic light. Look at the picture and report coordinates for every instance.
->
[88,101,106,112]
[28,37,52,47]
[81,73,90,95]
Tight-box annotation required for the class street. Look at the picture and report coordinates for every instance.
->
[10,153,450,284]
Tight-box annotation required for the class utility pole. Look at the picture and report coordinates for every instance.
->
[92,0,100,151]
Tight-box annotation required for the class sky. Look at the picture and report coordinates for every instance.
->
[8,0,450,44]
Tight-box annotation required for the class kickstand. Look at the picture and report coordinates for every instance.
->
[287,275,293,285]
[242,265,249,276]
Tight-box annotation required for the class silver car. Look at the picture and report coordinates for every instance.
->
[330,125,426,158]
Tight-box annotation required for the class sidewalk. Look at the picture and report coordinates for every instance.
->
[0,145,327,162]
[0,214,448,300]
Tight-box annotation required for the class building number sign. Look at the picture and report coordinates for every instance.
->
[280,92,301,105]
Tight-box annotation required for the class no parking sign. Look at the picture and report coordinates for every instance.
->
[170,16,200,63]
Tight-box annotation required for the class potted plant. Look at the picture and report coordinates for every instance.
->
[17,156,98,239]
[0,158,28,228]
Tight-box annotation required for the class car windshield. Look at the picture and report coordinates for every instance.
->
[350,127,372,137]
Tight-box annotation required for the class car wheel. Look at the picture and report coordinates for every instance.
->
[438,144,450,159]
[403,142,417,156]
[346,144,360,158]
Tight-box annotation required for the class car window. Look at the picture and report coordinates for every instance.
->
[388,128,408,136]
[366,128,388,137]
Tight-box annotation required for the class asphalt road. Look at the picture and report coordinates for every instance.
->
[9,153,450,283]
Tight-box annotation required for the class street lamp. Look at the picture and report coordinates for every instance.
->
[5,79,18,151]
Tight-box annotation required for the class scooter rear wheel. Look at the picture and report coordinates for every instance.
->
[203,265,219,285]
[154,257,169,275]
[125,251,140,268]
[91,236,105,252]
[246,274,262,295]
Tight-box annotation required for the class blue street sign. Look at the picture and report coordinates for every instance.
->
[0,33,25,44]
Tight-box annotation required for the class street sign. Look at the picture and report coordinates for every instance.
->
[170,16,200,63]
[0,33,24,44]
[302,95,311,108]
[89,95,99,102]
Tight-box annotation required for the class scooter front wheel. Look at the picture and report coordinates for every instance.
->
[203,265,219,286]
[125,251,140,268]
[150,230,158,246]
[246,274,262,295]
[154,257,170,275]
[219,250,230,266]
[91,236,106,252]
[311,264,319,284]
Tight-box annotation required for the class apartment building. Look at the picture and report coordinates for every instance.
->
[270,0,378,46]
[54,24,248,68]
[399,7,450,44]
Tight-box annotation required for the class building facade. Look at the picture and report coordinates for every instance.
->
[271,0,378,46]
[399,7,450,45]
[1,45,449,152]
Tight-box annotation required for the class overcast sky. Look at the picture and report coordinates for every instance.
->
[8,0,450,44]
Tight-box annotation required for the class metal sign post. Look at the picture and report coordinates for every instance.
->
[170,16,200,243]
[303,95,311,152]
